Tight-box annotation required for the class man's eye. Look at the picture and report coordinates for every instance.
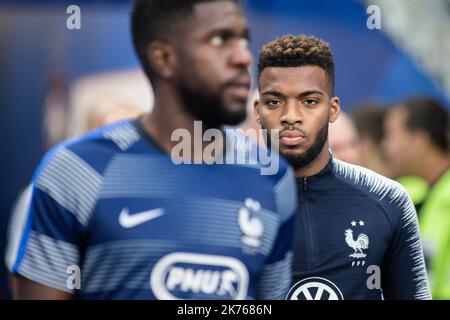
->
[210,36,224,47]
[238,38,249,49]
[211,36,224,47]
[266,100,281,107]
[304,99,318,106]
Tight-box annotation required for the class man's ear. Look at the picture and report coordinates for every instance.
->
[146,41,177,79]
[253,96,261,124]
[329,97,340,124]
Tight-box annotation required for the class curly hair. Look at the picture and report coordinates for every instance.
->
[258,34,335,95]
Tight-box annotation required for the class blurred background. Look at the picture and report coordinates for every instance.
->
[0,0,449,299]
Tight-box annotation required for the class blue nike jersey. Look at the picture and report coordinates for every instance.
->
[287,156,431,300]
[7,119,297,300]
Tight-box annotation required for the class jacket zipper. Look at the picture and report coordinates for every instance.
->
[301,176,318,268]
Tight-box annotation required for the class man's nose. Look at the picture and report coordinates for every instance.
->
[230,41,252,69]
[280,102,303,126]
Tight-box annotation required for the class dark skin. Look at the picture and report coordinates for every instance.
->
[254,66,340,177]
[11,275,71,300]
[12,1,252,299]
[141,1,251,157]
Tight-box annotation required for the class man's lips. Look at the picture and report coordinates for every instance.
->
[279,130,306,146]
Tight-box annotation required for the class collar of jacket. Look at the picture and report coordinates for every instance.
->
[297,151,335,181]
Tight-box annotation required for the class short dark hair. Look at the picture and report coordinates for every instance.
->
[257,34,335,95]
[350,102,389,144]
[400,97,449,152]
[131,0,236,79]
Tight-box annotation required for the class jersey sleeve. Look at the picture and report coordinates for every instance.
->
[381,187,432,300]
[6,145,102,293]
[255,166,297,300]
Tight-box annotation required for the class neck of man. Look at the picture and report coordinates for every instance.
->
[141,84,213,159]
[414,147,450,187]
[294,143,331,178]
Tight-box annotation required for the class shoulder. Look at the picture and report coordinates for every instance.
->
[30,120,142,226]
[225,129,292,182]
[332,159,415,226]
[34,120,141,180]
[225,130,296,221]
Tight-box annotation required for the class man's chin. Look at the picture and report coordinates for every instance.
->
[279,147,306,157]
[279,147,319,169]
[199,112,246,128]
[220,106,247,126]
[186,102,246,128]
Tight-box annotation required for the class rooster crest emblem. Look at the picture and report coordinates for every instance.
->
[345,229,369,258]
[238,198,264,248]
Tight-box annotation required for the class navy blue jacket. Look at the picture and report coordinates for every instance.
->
[288,157,431,300]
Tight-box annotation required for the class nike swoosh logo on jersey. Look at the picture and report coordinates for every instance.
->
[119,208,164,228]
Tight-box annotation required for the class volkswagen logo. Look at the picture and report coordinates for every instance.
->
[286,277,344,300]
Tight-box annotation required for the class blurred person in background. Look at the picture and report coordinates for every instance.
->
[84,96,145,132]
[352,101,429,212]
[328,112,362,165]
[7,0,297,300]
[383,96,450,299]
[350,102,392,178]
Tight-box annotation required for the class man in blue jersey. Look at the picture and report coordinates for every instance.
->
[7,1,297,299]
[253,34,431,300]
